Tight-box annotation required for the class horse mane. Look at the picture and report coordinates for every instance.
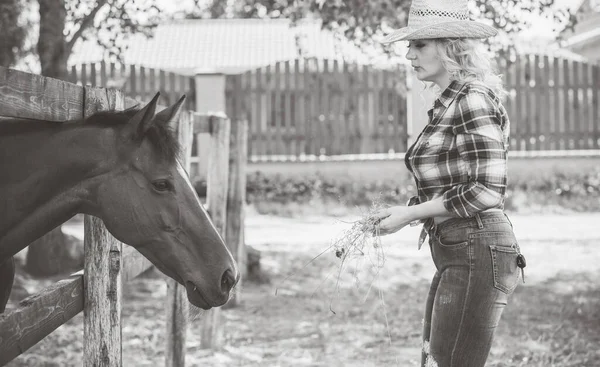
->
[85,108,181,163]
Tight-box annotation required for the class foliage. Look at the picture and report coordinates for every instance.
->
[244,167,600,215]
[0,0,27,67]
[245,170,414,208]
[11,0,171,79]
[194,0,577,58]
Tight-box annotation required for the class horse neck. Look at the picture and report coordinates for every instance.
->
[0,120,117,260]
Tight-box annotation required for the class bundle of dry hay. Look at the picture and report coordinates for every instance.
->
[331,198,388,274]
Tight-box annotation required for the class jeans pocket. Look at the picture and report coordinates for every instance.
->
[489,244,520,294]
[436,226,469,249]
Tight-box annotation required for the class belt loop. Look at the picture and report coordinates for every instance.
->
[475,212,484,229]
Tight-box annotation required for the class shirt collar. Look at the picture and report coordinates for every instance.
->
[434,80,464,109]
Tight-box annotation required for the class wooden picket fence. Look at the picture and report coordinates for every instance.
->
[69,62,195,111]
[225,59,409,158]
[499,54,600,152]
[71,54,600,161]
[0,66,247,366]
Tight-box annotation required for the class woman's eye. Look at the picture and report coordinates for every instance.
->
[152,180,171,192]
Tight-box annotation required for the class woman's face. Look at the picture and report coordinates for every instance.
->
[405,39,449,87]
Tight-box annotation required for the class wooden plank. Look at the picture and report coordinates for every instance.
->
[0,275,84,366]
[593,64,600,148]
[256,68,265,156]
[83,216,123,367]
[274,62,283,155]
[83,87,124,367]
[140,66,147,101]
[538,56,548,151]
[247,71,257,157]
[524,55,533,150]
[548,57,558,150]
[381,69,390,153]
[70,64,78,84]
[201,115,231,349]
[351,63,362,154]
[304,60,314,156]
[165,110,194,367]
[573,60,583,149]
[224,118,248,307]
[90,63,97,87]
[331,60,341,155]
[130,65,137,99]
[531,55,540,150]
[580,61,589,149]
[295,59,305,156]
[513,55,523,150]
[321,60,330,155]
[81,63,88,87]
[284,61,293,156]
[563,58,573,149]
[0,66,84,121]
[100,61,107,87]
[265,65,273,155]
[553,58,565,150]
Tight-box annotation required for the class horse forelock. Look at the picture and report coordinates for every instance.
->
[86,109,181,163]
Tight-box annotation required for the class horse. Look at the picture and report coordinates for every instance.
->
[0,93,239,312]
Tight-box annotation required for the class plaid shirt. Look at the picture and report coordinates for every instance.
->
[405,80,510,221]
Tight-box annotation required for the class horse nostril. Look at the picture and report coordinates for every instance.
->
[221,268,237,294]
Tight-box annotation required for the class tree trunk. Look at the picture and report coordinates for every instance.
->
[37,0,69,80]
[0,0,27,67]
[25,0,73,276]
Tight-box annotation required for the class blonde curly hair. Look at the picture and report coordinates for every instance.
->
[433,38,507,99]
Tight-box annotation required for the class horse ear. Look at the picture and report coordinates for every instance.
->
[153,95,186,129]
[128,92,160,140]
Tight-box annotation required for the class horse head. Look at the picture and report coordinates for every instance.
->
[91,93,239,309]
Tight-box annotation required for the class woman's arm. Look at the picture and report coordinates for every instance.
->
[374,196,456,236]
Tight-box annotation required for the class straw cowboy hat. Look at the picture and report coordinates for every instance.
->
[381,0,498,44]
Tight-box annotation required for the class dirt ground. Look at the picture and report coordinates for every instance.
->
[6,210,600,367]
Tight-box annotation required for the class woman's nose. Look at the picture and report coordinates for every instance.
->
[406,49,415,60]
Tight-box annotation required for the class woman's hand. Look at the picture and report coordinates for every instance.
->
[371,206,415,236]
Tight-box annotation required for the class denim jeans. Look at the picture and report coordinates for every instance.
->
[421,211,521,367]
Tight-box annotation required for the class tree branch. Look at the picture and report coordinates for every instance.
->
[65,0,109,54]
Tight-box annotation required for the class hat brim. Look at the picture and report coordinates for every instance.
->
[381,21,498,44]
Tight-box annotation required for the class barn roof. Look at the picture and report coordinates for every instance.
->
[69,18,374,75]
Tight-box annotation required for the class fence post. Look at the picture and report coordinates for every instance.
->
[225,119,248,307]
[164,110,194,367]
[83,87,125,367]
[200,115,231,349]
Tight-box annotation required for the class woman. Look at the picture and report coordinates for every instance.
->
[373,0,525,366]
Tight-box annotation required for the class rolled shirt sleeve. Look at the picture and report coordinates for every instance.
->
[442,91,507,218]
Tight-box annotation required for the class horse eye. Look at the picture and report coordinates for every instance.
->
[152,180,171,192]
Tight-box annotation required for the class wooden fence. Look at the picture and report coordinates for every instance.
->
[72,54,600,161]
[0,66,246,366]
[499,54,600,151]
[225,59,409,158]
[69,62,195,111]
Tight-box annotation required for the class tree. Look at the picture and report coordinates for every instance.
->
[195,0,576,58]
[37,0,164,79]
[0,0,27,67]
